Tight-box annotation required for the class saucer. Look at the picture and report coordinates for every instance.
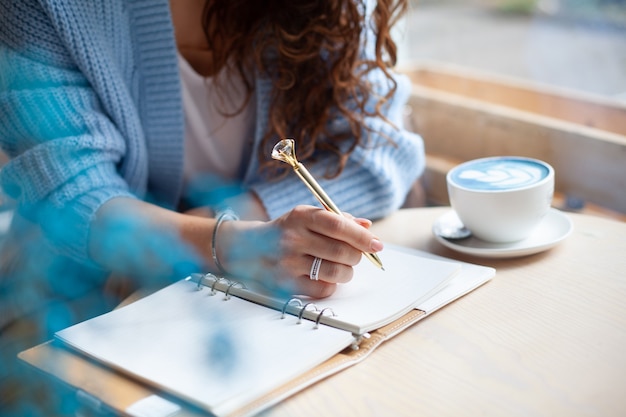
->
[432,208,573,258]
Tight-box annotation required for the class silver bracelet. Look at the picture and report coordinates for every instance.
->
[211,209,239,276]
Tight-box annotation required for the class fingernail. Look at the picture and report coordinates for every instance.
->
[370,238,384,252]
[355,217,372,228]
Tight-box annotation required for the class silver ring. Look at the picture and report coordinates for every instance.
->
[310,257,322,281]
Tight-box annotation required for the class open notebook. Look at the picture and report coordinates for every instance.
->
[52,245,494,417]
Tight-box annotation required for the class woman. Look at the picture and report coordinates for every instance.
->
[1,0,424,413]
[0,0,423,303]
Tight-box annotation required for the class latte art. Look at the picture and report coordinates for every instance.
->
[450,159,549,191]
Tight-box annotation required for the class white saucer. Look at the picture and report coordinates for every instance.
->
[432,208,573,258]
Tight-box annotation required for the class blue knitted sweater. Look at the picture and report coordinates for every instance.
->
[0,0,424,266]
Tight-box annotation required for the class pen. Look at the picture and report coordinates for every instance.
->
[271,139,385,270]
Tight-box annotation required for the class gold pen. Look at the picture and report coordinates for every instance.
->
[271,138,385,270]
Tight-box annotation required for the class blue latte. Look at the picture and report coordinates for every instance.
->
[449,157,550,191]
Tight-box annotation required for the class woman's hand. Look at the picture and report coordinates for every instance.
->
[216,205,383,298]
[93,199,381,299]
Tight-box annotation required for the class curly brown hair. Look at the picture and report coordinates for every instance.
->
[202,0,408,178]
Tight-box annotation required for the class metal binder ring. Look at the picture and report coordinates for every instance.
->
[281,298,303,319]
[314,308,336,329]
[197,273,217,291]
[189,273,204,291]
[297,302,319,324]
[210,277,228,296]
[309,257,323,281]
[224,281,246,300]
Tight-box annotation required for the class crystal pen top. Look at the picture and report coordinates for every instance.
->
[271,139,298,167]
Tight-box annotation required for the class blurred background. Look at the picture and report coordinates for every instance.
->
[395,0,626,220]
[398,0,626,101]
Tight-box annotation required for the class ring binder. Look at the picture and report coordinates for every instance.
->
[297,303,319,324]
[191,275,345,330]
[314,308,336,329]
[281,298,303,319]
[224,281,246,300]
[210,277,229,295]
[198,273,218,291]
[190,273,205,291]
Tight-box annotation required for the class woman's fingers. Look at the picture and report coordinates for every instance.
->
[220,205,380,298]
[290,278,338,299]
[304,254,354,284]
[289,233,363,267]
[353,217,372,229]
[277,206,382,255]
[271,206,381,287]
[304,208,382,254]
[274,248,355,285]
[342,212,373,229]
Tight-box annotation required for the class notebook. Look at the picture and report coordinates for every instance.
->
[53,245,494,417]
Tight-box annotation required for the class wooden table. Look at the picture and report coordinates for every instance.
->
[20,207,626,417]
[267,207,626,417]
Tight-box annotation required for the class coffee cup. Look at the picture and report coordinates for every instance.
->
[446,156,554,243]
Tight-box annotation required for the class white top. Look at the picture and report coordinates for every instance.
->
[178,54,256,182]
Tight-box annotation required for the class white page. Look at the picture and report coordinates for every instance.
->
[312,247,460,333]
[55,279,354,416]
[388,245,495,313]
[210,246,461,334]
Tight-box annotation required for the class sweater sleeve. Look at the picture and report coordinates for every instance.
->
[252,73,424,221]
[250,69,424,221]
[0,5,137,264]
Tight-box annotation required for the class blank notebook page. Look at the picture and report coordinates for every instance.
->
[55,279,354,416]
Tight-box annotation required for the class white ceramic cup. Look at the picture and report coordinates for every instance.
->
[447,156,554,243]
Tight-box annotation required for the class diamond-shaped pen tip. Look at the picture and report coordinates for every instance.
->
[271,139,298,167]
